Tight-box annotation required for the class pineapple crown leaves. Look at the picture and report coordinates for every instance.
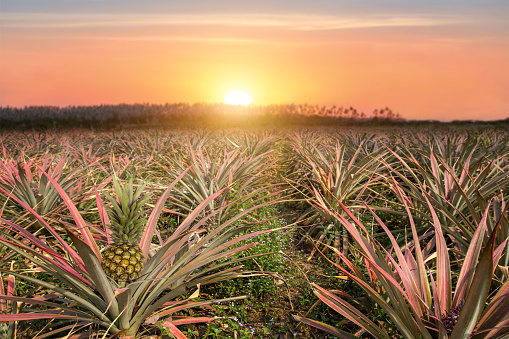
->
[104,177,152,243]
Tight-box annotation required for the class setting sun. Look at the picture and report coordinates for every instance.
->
[224,91,253,106]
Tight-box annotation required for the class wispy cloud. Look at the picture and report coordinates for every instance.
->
[1,12,472,31]
[91,36,262,44]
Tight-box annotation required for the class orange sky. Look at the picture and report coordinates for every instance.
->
[1,6,508,121]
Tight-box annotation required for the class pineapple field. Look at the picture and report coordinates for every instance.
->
[0,123,508,339]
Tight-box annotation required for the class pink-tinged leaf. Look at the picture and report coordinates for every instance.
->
[0,216,52,254]
[358,250,410,299]
[493,239,508,274]
[169,186,228,241]
[170,316,216,326]
[179,242,259,275]
[364,258,377,286]
[32,293,62,301]
[161,300,213,309]
[423,235,436,259]
[443,169,454,200]
[429,151,440,192]
[161,207,186,216]
[0,275,4,312]
[453,203,490,307]
[228,169,233,186]
[424,194,451,314]
[428,268,444,335]
[392,178,432,308]
[326,205,424,332]
[36,166,102,261]
[0,218,88,281]
[1,235,90,286]
[0,188,83,266]
[311,195,376,263]
[114,287,129,294]
[161,321,189,339]
[94,185,111,245]
[312,283,390,338]
[458,153,472,186]
[364,203,423,317]
[0,216,62,258]
[23,161,34,183]
[483,317,509,339]
[292,314,358,339]
[404,249,419,290]
[156,297,247,319]
[0,313,90,321]
[149,183,269,270]
[140,166,191,259]
[319,246,426,338]
[450,218,499,339]
[475,280,509,336]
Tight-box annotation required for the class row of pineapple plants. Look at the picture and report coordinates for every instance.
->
[0,130,284,338]
[283,130,509,337]
[0,126,508,338]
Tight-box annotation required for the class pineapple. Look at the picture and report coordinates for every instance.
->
[442,299,464,335]
[102,178,151,283]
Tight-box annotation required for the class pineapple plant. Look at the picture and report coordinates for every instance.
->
[102,178,151,283]
[0,168,276,338]
[294,186,509,339]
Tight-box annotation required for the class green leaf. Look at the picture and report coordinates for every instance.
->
[140,167,191,258]
[66,228,119,318]
[38,166,102,260]
[292,314,360,339]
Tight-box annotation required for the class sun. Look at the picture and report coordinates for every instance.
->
[224,91,253,105]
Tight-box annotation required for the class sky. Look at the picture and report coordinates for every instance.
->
[0,1,508,121]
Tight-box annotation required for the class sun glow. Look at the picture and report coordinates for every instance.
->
[224,91,253,105]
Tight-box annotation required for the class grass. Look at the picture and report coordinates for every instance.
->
[180,203,320,338]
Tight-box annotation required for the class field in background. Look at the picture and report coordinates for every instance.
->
[1,103,405,129]
[0,124,508,338]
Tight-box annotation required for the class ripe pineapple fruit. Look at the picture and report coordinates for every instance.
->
[102,178,151,283]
